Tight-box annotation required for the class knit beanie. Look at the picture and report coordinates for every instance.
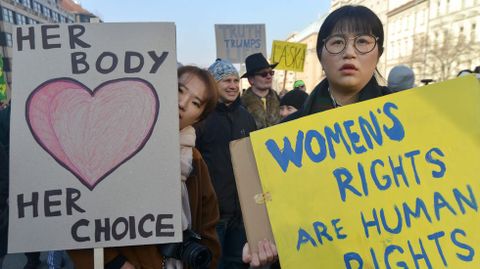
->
[388,65,415,91]
[207,58,239,81]
[280,89,308,110]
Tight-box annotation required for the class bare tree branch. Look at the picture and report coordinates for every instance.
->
[409,30,479,82]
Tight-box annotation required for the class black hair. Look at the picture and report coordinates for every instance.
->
[178,65,218,122]
[316,5,384,61]
[457,69,472,77]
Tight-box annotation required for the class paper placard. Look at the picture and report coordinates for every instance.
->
[271,40,307,72]
[9,23,182,252]
[250,76,480,268]
[215,24,267,63]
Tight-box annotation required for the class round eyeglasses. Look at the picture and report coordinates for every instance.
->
[323,34,379,54]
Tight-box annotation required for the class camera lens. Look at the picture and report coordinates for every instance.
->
[158,230,213,269]
[182,241,212,269]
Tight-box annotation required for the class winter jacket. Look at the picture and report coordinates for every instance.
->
[241,88,281,129]
[196,97,256,219]
[0,105,9,148]
[0,144,8,257]
[68,148,221,269]
[284,77,393,122]
[0,106,9,257]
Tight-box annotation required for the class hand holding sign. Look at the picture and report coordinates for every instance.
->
[242,240,278,268]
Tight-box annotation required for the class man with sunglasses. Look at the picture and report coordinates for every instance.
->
[240,53,281,129]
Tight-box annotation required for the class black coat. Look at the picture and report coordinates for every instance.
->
[0,105,9,148]
[0,106,9,257]
[195,97,257,218]
[0,144,8,257]
[284,77,393,122]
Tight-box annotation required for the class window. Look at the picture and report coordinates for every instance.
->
[61,16,74,23]
[472,23,477,41]
[5,32,12,47]
[33,1,41,14]
[2,8,14,24]
[42,6,51,18]
[52,11,59,22]
[396,41,401,58]
[16,13,28,25]
[22,0,32,9]
[388,41,394,60]
[16,13,22,25]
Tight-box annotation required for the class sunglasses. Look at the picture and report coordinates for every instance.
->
[255,70,275,78]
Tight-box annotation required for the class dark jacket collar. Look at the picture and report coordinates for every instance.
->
[216,95,241,112]
[283,77,392,122]
[303,76,391,116]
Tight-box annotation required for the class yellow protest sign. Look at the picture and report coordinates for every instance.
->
[250,76,480,268]
[271,40,306,72]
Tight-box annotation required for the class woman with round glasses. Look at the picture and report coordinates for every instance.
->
[283,5,393,122]
[243,5,393,268]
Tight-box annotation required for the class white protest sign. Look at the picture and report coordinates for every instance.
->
[9,23,182,252]
[215,24,267,63]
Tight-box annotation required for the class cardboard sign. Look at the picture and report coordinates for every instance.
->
[249,76,480,268]
[9,23,182,252]
[215,24,267,63]
[230,137,275,253]
[271,40,306,72]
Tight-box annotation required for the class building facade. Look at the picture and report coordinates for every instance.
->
[0,0,76,86]
[387,0,480,82]
[59,0,100,23]
[0,0,99,99]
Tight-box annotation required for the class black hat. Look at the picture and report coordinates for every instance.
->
[280,89,308,110]
[241,53,278,78]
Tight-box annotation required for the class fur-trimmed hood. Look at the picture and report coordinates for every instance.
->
[241,88,281,129]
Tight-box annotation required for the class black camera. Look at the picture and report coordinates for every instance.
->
[158,229,212,269]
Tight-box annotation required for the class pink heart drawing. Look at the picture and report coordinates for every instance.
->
[26,78,160,190]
